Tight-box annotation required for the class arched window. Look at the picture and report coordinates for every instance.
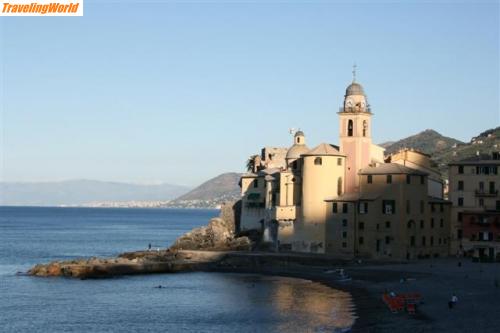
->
[297,137,301,143]
[292,160,298,170]
[314,157,322,165]
[337,177,343,195]
[348,119,353,136]
[363,120,368,137]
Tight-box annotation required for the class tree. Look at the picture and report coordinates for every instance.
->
[246,155,259,172]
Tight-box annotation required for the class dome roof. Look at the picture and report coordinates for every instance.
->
[294,130,304,137]
[286,143,309,160]
[345,82,365,96]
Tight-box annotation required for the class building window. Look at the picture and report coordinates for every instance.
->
[359,236,364,245]
[458,165,464,174]
[342,219,348,227]
[314,157,322,165]
[342,203,348,213]
[406,200,411,214]
[385,221,391,228]
[342,242,347,248]
[359,222,365,230]
[362,120,368,137]
[367,175,373,184]
[376,240,381,252]
[479,181,484,191]
[360,202,368,214]
[458,181,464,191]
[410,236,415,246]
[376,223,380,231]
[292,160,298,170]
[342,231,347,239]
[458,197,464,207]
[385,236,391,244]
[479,198,484,207]
[440,204,444,212]
[383,200,396,214]
[431,218,435,228]
[348,119,353,136]
[337,158,342,166]
[407,221,412,229]
[420,220,424,229]
[458,212,463,222]
[420,200,424,213]
[420,175,425,185]
[337,177,343,196]
[297,137,301,143]
[438,238,442,245]
[253,179,258,188]
[422,236,426,246]
[440,218,444,228]
[387,175,392,184]
[430,236,434,246]
[332,203,338,213]
[497,201,500,211]
[489,181,496,194]
[457,229,463,239]
[406,175,411,184]
[431,203,436,212]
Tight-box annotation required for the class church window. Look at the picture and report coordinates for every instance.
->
[337,158,342,166]
[253,179,258,188]
[362,120,368,137]
[367,175,373,184]
[386,175,392,184]
[297,137,301,143]
[347,119,353,137]
[406,175,411,184]
[332,203,338,213]
[342,203,348,213]
[314,157,322,165]
[337,177,343,196]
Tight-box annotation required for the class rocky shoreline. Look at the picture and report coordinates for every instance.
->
[27,201,500,332]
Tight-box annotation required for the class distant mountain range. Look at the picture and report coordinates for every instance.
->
[164,173,242,208]
[0,180,190,206]
[2,127,498,207]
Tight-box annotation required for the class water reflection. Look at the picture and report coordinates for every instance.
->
[218,274,356,332]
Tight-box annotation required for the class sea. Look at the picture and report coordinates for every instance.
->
[0,207,355,333]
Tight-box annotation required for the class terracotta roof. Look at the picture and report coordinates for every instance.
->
[303,143,344,157]
[359,163,428,175]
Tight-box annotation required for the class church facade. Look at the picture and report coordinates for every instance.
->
[239,77,451,260]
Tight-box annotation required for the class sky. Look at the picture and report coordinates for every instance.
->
[1,0,499,186]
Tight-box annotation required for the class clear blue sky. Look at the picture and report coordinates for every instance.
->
[1,0,499,186]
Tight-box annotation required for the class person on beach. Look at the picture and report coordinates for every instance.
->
[449,294,458,309]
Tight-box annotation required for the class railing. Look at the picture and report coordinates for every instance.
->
[475,189,498,197]
[338,106,372,113]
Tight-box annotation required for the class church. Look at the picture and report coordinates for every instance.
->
[239,72,452,260]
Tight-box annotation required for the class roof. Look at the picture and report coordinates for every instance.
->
[449,158,500,166]
[359,163,428,175]
[345,82,365,96]
[286,144,310,160]
[324,190,384,202]
[303,143,344,157]
[428,197,452,204]
[294,130,304,137]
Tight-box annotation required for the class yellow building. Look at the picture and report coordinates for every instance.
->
[239,74,452,259]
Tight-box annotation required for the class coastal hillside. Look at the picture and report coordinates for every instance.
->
[166,172,242,208]
[381,129,464,156]
[0,180,190,206]
[381,127,499,178]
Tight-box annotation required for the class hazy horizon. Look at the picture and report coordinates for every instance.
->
[2,1,499,186]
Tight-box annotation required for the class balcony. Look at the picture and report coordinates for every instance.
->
[271,206,296,221]
[338,106,372,113]
[475,189,498,197]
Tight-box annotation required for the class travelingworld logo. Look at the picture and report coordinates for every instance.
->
[1,0,83,16]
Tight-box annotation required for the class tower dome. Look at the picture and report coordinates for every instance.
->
[286,131,308,160]
[345,82,365,96]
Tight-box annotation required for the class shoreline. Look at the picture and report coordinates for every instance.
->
[27,250,500,332]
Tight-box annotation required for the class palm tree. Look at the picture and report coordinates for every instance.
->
[246,155,259,172]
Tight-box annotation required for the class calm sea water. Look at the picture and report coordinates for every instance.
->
[0,207,355,332]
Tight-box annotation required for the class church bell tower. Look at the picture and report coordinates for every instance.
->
[338,66,373,193]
